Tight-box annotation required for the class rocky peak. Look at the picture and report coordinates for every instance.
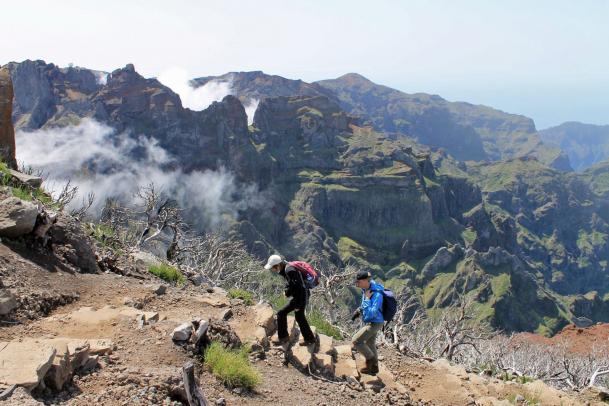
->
[5,60,102,130]
[0,68,16,168]
[333,72,375,88]
[253,95,354,148]
[192,71,336,104]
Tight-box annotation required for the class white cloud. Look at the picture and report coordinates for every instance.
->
[157,67,260,125]
[243,98,260,126]
[15,118,263,229]
[157,67,232,111]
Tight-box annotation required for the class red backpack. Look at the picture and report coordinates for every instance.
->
[289,261,320,289]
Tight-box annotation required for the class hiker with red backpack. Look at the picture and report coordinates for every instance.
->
[350,270,397,375]
[264,254,318,346]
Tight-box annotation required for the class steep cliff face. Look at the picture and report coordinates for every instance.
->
[6,60,103,130]
[243,97,469,265]
[467,157,609,295]
[0,68,16,168]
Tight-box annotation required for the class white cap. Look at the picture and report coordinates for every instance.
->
[264,254,283,270]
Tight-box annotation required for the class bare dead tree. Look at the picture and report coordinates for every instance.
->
[309,259,359,325]
[439,295,495,361]
[70,191,95,220]
[54,180,79,211]
[135,183,184,246]
[175,233,260,289]
[385,289,423,347]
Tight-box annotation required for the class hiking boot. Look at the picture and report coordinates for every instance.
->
[272,336,290,346]
[361,358,379,375]
[299,339,316,347]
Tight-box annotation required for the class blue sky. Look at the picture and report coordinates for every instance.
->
[3,0,608,129]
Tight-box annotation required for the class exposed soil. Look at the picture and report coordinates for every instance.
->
[0,241,604,406]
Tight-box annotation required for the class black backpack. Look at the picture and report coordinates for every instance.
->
[381,289,398,322]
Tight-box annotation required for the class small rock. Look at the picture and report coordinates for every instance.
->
[219,308,233,321]
[136,314,146,329]
[171,322,193,342]
[215,398,226,406]
[152,285,167,296]
[0,289,18,315]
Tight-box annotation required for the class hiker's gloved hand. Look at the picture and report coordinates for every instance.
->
[351,309,361,321]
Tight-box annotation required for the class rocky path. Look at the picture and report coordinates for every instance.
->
[0,241,604,405]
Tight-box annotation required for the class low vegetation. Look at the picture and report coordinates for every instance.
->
[308,308,342,340]
[203,342,260,389]
[228,288,254,305]
[148,263,185,284]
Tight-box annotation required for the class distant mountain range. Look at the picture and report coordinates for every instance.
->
[540,122,609,171]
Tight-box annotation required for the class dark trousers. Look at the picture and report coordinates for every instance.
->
[277,299,316,342]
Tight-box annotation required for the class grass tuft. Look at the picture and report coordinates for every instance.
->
[148,263,185,284]
[308,309,342,340]
[228,288,254,305]
[204,342,260,389]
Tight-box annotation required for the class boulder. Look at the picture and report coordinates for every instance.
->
[151,284,167,296]
[0,289,18,315]
[314,353,335,375]
[253,326,269,347]
[130,250,162,273]
[8,169,42,188]
[0,341,56,390]
[290,344,314,370]
[84,339,113,355]
[0,197,38,238]
[334,357,359,380]
[206,319,242,349]
[317,333,335,356]
[51,213,99,273]
[254,302,276,335]
[43,339,91,390]
[219,308,233,321]
[172,322,193,341]
[334,344,353,359]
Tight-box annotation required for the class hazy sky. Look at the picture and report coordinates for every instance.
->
[3,0,608,129]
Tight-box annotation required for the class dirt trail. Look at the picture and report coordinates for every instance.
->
[0,242,603,405]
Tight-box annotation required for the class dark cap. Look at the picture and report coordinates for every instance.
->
[356,270,371,281]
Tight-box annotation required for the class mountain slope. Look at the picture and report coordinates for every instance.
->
[316,73,571,169]
[540,121,609,171]
[6,60,607,334]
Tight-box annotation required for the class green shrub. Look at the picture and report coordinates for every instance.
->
[203,342,260,389]
[148,263,185,284]
[228,288,254,305]
[269,293,289,310]
[0,160,11,185]
[308,309,342,340]
[10,186,31,201]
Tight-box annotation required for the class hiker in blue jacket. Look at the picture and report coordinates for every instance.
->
[351,270,384,375]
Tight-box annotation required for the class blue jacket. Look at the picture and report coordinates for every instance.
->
[360,280,384,323]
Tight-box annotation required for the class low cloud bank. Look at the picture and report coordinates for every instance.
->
[16,119,264,229]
